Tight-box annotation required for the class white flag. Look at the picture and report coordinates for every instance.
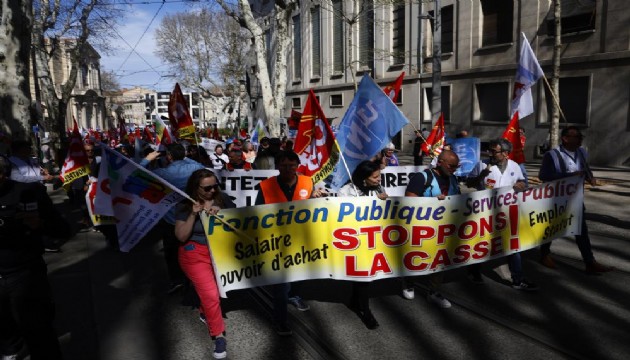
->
[511,32,545,119]
[94,146,192,252]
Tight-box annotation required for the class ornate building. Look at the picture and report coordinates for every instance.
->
[31,38,107,131]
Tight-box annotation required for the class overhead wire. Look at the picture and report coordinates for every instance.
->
[93,9,164,80]
[115,1,166,73]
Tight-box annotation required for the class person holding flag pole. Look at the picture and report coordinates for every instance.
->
[174,169,235,359]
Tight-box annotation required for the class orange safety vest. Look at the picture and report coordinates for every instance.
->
[259,175,313,204]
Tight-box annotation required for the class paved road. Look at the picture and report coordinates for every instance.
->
[42,161,630,360]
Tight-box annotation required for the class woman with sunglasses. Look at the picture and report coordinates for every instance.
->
[175,169,234,359]
[337,160,387,330]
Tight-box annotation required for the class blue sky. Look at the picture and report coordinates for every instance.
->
[99,0,196,91]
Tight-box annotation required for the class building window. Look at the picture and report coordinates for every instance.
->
[81,64,89,88]
[542,76,590,125]
[292,97,302,109]
[392,3,405,65]
[359,0,374,70]
[311,6,321,77]
[423,86,451,122]
[428,5,454,54]
[395,88,403,105]
[332,0,344,74]
[481,0,513,46]
[474,82,509,122]
[330,94,343,107]
[546,0,596,36]
[293,15,302,79]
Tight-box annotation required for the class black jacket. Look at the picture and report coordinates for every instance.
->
[0,181,71,274]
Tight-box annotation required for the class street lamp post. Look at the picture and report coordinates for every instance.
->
[431,0,441,125]
[418,0,442,126]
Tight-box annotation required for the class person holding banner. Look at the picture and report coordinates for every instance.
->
[338,160,388,330]
[175,169,235,359]
[538,126,613,274]
[255,151,327,336]
[466,139,537,291]
[403,150,462,308]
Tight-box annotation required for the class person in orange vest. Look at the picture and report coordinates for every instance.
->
[254,151,326,336]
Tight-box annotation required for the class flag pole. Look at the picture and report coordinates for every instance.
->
[333,139,360,196]
[541,75,568,123]
[198,211,258,244]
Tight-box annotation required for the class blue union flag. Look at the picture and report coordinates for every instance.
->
[331,76,409,190]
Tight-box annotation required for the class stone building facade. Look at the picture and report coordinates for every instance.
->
[31,38,107,131]
[271,0,630,166]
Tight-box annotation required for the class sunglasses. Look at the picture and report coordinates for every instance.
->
[199,184,220,192]
[441,162,461,169]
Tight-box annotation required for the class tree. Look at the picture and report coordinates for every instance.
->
[154,7,250,124]
[0,0,34,142]
[100,68,120,92]
[216,0,299,137]
[31,0,121,155]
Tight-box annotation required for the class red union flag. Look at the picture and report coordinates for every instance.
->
[168,83,195,140]
[503,111,526,164]
[382,71,405,103]
[60,119,90,186]
[294,90,338,184]
[421,113,445,157]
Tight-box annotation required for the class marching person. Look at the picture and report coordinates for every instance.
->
[381,143,399,166]
[224,148,253,171]
[0,155,71,359]
[538,126,614,274]
[466,139,537,290]
[142,143,205,294]
[412,130,425,166]
[403,150,461,308]
[209,144,229,170]
[337,160,388,330]
[175,169,234,359]
[255,151,326,336]
[8,140,55,184]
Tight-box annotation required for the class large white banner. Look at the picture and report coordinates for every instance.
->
[217,165,427,207]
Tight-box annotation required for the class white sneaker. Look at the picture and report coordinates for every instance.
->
[427,292,451,308]
[402,288,415,300]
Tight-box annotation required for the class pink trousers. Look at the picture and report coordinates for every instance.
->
[178,242,225,337]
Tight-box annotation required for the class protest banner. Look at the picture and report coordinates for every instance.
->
[217,166,426,207]
[199,137,226,156]
[204,176,583,297]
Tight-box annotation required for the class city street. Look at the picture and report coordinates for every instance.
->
[43,160,630,360]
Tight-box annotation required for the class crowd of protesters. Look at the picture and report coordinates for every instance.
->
[0,123,615,359]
